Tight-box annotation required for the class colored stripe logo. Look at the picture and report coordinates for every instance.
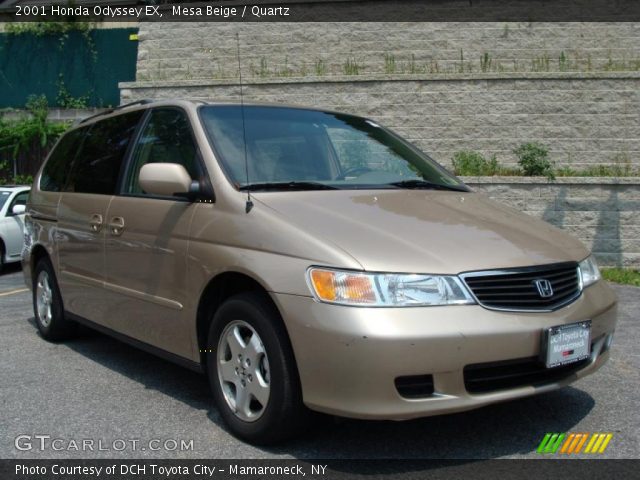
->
[537,433,613,454]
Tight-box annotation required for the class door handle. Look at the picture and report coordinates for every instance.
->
[89,214,103,232]
[109,216,125,236]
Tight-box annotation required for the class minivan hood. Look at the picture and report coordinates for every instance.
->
[254,190,589,274]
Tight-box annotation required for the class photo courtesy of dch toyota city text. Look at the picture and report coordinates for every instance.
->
[0,1,638,479]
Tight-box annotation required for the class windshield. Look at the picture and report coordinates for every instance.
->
[199,106,467,192]
[0,190,11,211]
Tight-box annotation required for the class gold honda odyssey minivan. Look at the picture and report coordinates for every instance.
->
[24,100,617,444]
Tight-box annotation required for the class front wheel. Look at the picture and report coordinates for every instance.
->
[206,292,312,444]
[33,258,75,341]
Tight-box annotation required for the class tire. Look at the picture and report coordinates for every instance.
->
[0,242,4,274]
[32,257,75,341]
[206,292,311,444]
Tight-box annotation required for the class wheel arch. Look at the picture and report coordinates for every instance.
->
[195,271,288,366]
[30,244,51,278]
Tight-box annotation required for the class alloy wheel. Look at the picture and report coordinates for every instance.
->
[217,320,271,422]
[36,270,53,328]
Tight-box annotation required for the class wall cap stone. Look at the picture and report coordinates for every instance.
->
[0,107,108,122]
[120,71,640,89]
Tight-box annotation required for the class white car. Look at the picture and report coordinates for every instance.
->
[0,186,30,272]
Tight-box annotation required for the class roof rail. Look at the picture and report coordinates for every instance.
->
[76,99,155,125]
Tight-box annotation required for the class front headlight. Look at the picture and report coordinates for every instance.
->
[307,267,475,307]
[579,256,601,288]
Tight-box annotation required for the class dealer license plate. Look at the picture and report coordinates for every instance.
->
[542,321,591,368]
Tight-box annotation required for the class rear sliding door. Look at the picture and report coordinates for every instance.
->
[56,111,144,325]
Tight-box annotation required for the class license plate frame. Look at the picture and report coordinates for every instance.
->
[541,321,592,369]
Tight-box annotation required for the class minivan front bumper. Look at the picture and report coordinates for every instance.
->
[273,280,617,420]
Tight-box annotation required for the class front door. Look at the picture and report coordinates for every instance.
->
[103,107,205,358]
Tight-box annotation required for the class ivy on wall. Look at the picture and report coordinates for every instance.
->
[6,21,97,57]
[0,95,69,184]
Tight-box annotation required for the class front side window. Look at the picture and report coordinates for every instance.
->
[65,110,144,195]
[124,108,201,195]
[199,106,467,192]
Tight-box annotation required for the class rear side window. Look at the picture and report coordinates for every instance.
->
[66,110,144,195]
[40,128,87,192]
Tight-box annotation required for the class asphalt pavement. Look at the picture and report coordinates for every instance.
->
[1,263,638,459]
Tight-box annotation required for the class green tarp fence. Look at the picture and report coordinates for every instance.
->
[0,27,138,108]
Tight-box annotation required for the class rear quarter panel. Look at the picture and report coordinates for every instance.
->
[23,186,62,287]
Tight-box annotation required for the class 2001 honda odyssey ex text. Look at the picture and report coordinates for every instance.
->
[23,100,617,444]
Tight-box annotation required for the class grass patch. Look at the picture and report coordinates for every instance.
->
[453,146,639,178]
[601,268,640,287]
[314,59,327,76]
[452,151,499,176]
[343,57,364,75]
[242,49,640,81]
[384,53,396,74]
[555,163,636,177]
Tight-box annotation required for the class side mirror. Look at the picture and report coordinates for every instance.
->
[139,163,195,198]
[11,204,26,215]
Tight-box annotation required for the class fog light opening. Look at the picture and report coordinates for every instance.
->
[395,375,435,399]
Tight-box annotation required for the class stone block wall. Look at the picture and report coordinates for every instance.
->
[121,73,640,170]
[121,21,640,267]
[135,23,640,81]
[123,21,640,170]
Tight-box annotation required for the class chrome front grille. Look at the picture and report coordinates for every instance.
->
[461,262,582,311]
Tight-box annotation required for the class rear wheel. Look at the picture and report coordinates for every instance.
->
[33,257,75,341]
[0,241,5,273]
[206,292,311,444]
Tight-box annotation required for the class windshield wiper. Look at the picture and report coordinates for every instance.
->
[239,181,339,192]
[387,179,468,192]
